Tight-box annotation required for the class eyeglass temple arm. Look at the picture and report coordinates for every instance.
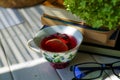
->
[78,65,118,70]
[77,66,120,75]
[70,66,119,72]
[79,67,101,70]
[70,66,101,71]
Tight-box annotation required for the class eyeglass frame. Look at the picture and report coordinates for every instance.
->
[70,61,120,80]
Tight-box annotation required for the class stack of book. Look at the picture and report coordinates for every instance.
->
[41,11,120,58]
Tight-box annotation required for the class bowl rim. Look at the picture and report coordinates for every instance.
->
[35,25,83,53]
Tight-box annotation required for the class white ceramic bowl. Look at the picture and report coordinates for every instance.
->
[27,25,83,63]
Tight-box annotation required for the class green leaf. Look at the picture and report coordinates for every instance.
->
[79,1,86,8]
[98,0,103,3]
[64,0,120,30]
[111,0,117,6]
[92,20,103,28]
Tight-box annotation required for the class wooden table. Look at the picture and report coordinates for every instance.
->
[0,5,120,80]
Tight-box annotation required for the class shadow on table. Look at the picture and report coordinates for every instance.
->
[0,58,60,80]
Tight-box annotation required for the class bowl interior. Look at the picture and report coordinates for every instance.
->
[33,25,83,50]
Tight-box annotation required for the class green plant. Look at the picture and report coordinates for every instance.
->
[64,0,120,30]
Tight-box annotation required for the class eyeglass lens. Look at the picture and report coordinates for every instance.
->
[112,61,120,77]
[74,63,102,79]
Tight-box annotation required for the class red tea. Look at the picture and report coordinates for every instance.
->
[40,33,77,52]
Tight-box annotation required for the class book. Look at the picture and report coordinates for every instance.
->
[83,29,120,47]
[79,27,120,58]
[79,34,120,58]
[41,14,118,46]
[41,13,115,43]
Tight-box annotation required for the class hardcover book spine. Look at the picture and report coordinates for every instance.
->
[79,44,120,58]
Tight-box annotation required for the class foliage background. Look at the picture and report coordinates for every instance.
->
[64,0,120,30]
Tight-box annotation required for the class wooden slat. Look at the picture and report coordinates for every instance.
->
[0,37,13,80]
[16,23,42,59]
[0,10,10,28]
[0,39,7,67]
[1,22,43,64]
[26,8,43,27]
[0,6,61,80]
[19,9,41,30]
[0,8,23,29]
[1,32,23,64]
[0,22,19,64]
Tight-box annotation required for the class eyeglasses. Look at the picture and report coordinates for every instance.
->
[70,61,120,80]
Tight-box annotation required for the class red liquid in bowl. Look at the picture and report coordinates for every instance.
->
[40,33,77,52]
